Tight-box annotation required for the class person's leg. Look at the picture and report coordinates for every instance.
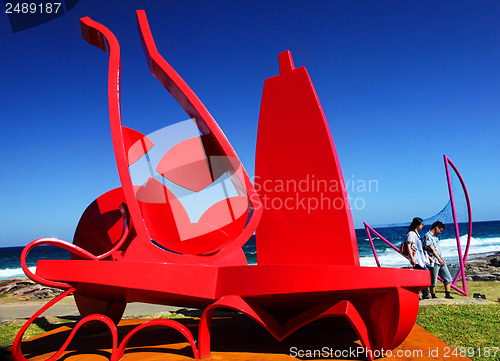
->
[430,264,439,298]
[414,265,430,299]
[439,264,454,299]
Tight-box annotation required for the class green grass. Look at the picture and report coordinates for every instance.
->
[157,312,192,319]
[417,304,500,361]
[0,323,45,349]
[466,281,500,303]
[433,281,500,303]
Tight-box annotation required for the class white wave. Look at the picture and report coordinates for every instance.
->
[360,249,410,268]
[360,234,500,268]
[439,235,500,256]
[0,267,35,280]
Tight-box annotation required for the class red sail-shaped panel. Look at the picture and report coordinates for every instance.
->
[134,10,262,259]
[255,51,359,266]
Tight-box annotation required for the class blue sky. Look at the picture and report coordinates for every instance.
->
[1,0,499,247]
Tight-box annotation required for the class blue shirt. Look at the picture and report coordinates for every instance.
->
[424,230,441,263]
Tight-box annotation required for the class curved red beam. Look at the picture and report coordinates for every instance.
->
[135,9,263,256]
[79,17,153,255]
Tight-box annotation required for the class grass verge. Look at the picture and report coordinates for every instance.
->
[435,281,500,303]
[417,304,500,361]
[0,322,45,349]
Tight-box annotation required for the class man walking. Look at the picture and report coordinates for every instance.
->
[424,221,454,299]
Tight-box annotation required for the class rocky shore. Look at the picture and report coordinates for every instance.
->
[0,278,64,300]
[464,252,500,281]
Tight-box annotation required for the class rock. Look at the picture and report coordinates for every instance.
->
[0,279,63,300]
[0,279,36,295]
[472,274,497,281]
[490,258,500,267]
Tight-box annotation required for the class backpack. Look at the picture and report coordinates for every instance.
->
[400,232,418,258]
[400,241,410,257]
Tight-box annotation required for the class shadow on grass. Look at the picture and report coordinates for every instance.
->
[9,315,368,360]
[31,315,81,332]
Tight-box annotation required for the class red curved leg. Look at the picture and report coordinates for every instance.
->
[114,319,199,360]
[355,286,420,352]
[12,288,119,361]
[386,287,420,350]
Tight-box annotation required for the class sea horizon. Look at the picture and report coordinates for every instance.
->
[1,219,499,280]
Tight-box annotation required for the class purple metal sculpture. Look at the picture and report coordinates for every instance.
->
[364,155,472,296]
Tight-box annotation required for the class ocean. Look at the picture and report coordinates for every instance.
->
[1,220,499,280]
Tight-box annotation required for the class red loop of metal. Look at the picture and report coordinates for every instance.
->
[12,288,76,361]
[79,11,262,262]
[12,288,198,361]
[21,208,130,289]
[114,319,199,360]
[12,288,119,361]
[21,239,98,289]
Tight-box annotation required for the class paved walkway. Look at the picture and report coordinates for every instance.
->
[0,296,184,322]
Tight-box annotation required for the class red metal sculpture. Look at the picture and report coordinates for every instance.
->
[13,10,430,361]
